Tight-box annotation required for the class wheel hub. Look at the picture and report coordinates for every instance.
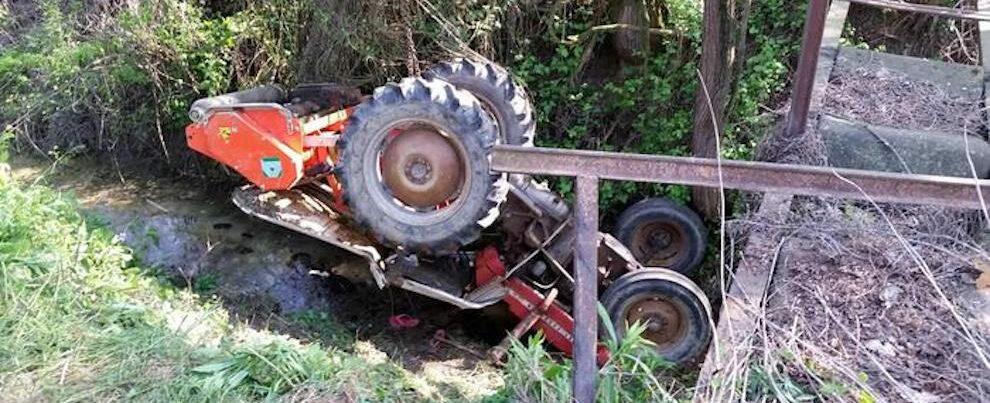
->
[632,223,684,267]
[404,156,433,185]
[380,127,464,208]
[625,297,686,349]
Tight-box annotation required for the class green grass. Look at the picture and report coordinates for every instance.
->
[495,308,683,403]
[0,172,420,401]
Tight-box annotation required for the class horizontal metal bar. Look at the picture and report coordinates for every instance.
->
[491,145,990,210]
[847,0,990,21]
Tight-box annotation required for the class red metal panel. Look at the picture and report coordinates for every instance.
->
[186,108,304,190]
[475,246,608,365]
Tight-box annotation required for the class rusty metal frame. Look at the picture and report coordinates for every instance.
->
[784,0,830,138]
[491,145,989,402]
[571,176,599,402]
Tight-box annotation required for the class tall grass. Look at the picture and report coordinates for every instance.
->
[0,171,419,401]
[499,308,683,403]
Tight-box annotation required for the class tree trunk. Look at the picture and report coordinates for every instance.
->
[690,0,751,220]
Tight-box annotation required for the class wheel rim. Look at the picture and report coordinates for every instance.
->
[622,294,689,351]
[474,96,504,143]
[630,222,686,267]
[364,118,471,226]
[380,127,464,208]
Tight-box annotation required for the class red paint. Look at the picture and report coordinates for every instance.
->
[475,246,610,365]
[388,314,420,329]
[186,104,354,193]
[186,108,304,190]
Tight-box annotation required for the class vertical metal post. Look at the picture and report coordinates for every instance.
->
[572,175,599,403]
[783,0,830,138]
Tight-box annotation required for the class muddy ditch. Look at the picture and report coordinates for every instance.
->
[9,156,510,396]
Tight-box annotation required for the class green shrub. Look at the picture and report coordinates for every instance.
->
[0,0,307,172]
[505,0,806,213]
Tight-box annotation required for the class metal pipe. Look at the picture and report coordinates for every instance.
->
[572,176,599,403]
[848,0,990,21]
[784,0,830,138]
[489,288,558,363]
[491,146,990,210]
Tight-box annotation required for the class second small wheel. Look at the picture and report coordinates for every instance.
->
[613,197,708,275]
[601,268,713,365]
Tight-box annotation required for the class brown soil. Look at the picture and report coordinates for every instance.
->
[770,200,989,401]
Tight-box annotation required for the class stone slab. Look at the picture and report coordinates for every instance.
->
[821,114,990,178]
[693,193,793,402]
[810,0,851,115]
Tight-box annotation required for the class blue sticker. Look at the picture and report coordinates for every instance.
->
[261,157,283,178]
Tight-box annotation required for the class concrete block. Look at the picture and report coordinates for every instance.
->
[821,115,990,178]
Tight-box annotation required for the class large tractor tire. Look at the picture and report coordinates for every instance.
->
[423,59,535,147]
[601,268,713,365]
[336,77,506,255]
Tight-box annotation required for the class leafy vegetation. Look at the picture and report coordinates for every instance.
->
[0,0,317,174]
[506,0,807,210]
[497,308,682,402]
[0,0,807,211]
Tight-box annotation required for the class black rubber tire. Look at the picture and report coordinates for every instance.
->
[423,59,535,147]
[601,269,712,365]
[613,198,707,276]
[335,77,506,255]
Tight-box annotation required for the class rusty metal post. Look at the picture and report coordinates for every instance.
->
[784,0,830,138]
[572,175,599,403]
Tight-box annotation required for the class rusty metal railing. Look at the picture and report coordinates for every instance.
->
[783,0,830,138]
[847,0,990,21]
[493,146,990,210]
[491,145,989,402]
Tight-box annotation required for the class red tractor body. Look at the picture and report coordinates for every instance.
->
[184,65,713,367]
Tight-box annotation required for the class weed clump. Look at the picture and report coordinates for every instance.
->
[499,315,686,402]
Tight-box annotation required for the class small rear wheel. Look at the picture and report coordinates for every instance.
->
[613,198,707,275]
[336,77,506,255]
[601,268,712,365]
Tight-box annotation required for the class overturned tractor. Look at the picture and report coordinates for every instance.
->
[185,59,712,364]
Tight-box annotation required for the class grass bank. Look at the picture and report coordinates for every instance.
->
[0,168,438,401]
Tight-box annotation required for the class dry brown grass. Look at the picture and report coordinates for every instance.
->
[824,65,984,133]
